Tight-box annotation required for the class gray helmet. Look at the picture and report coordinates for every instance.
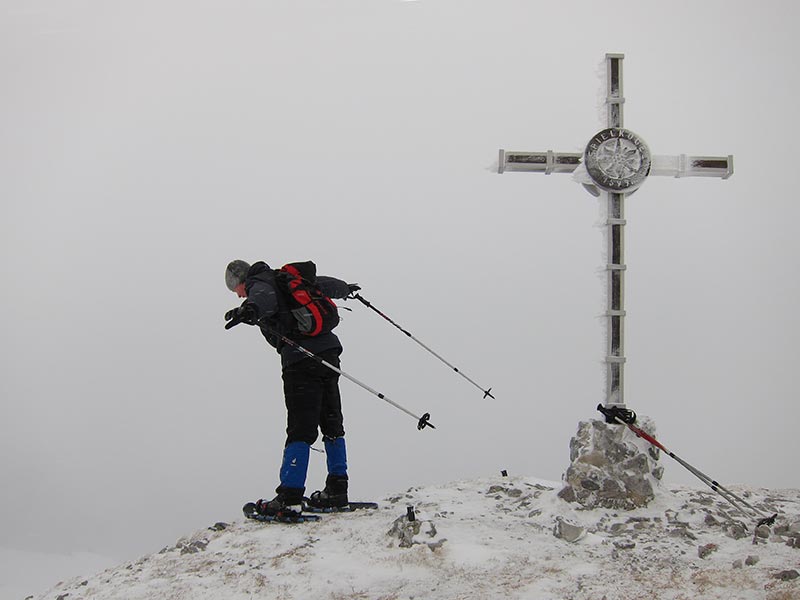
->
[225,260,251,291]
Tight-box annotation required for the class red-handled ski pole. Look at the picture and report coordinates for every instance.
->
[229,317,434,431]
[352,293,495,400]
[597,405,776,528]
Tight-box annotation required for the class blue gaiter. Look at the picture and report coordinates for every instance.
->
[324,436,348,477]
[279,441,310,489]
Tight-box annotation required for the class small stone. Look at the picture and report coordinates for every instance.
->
[755,525,771,539]
[698,543,718,559]
[557,486,576,503]
[745,555,760,566]
[424,522,438,538]
[179,539,208,555]
[732,559,743,569]
[554,519,586,543]
[669,526,697,541]
[609,523,627,534]
[773,569,799,581]
[726,523,748,540]
[426,538,447,551]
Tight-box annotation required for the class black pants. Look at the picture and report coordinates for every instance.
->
[281,351,345,446]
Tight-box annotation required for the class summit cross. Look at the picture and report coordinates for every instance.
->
[498,53,733,415]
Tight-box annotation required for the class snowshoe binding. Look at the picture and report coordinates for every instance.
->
[243,496,319,524]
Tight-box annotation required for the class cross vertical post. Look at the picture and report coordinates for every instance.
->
[605,53,626,409]
[497,53,733,416]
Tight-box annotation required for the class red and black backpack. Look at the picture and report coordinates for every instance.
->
[275,261,340,336]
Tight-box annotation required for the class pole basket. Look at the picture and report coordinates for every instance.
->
[417,413,435,430]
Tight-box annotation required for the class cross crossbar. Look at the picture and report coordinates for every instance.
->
[499,151,733,179]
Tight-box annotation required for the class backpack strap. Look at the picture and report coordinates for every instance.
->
[280,261,317,284]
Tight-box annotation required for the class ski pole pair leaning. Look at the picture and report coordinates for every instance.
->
[598,404,777,529]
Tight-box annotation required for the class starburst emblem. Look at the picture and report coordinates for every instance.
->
[584,128,651,192]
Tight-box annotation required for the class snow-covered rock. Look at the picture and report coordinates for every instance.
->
[30,476,800,600]
[560,417,664,510]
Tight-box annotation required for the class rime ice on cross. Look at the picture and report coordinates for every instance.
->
[498,53,733,415]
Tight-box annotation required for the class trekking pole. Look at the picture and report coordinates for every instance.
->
[600,404,773,525]
[351,293,495,400]
[228,316,435,430]
[597,405,777,528]
[600,405,760,523]
[276,331,435,431]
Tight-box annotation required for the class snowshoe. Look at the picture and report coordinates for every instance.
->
[243,493,318,524]
[243,501,320,524]
[303,498,379,513]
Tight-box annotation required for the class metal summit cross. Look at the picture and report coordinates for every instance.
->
[498,53,733,416]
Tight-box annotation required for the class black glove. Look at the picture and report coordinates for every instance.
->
[224,304,257,330]
[347,283,361,296]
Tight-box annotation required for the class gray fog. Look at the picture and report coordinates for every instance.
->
[2,0,798,572]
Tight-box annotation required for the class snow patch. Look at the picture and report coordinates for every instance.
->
[31,475,800,600]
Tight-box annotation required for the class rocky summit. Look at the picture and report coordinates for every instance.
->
[28,474,800,600]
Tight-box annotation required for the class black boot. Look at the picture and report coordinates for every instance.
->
[307,475,348,509]
[255,486,304,518]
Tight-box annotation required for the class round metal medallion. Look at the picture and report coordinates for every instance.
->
[584,128,651,193]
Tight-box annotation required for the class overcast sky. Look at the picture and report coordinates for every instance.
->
[2,0,798,579]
